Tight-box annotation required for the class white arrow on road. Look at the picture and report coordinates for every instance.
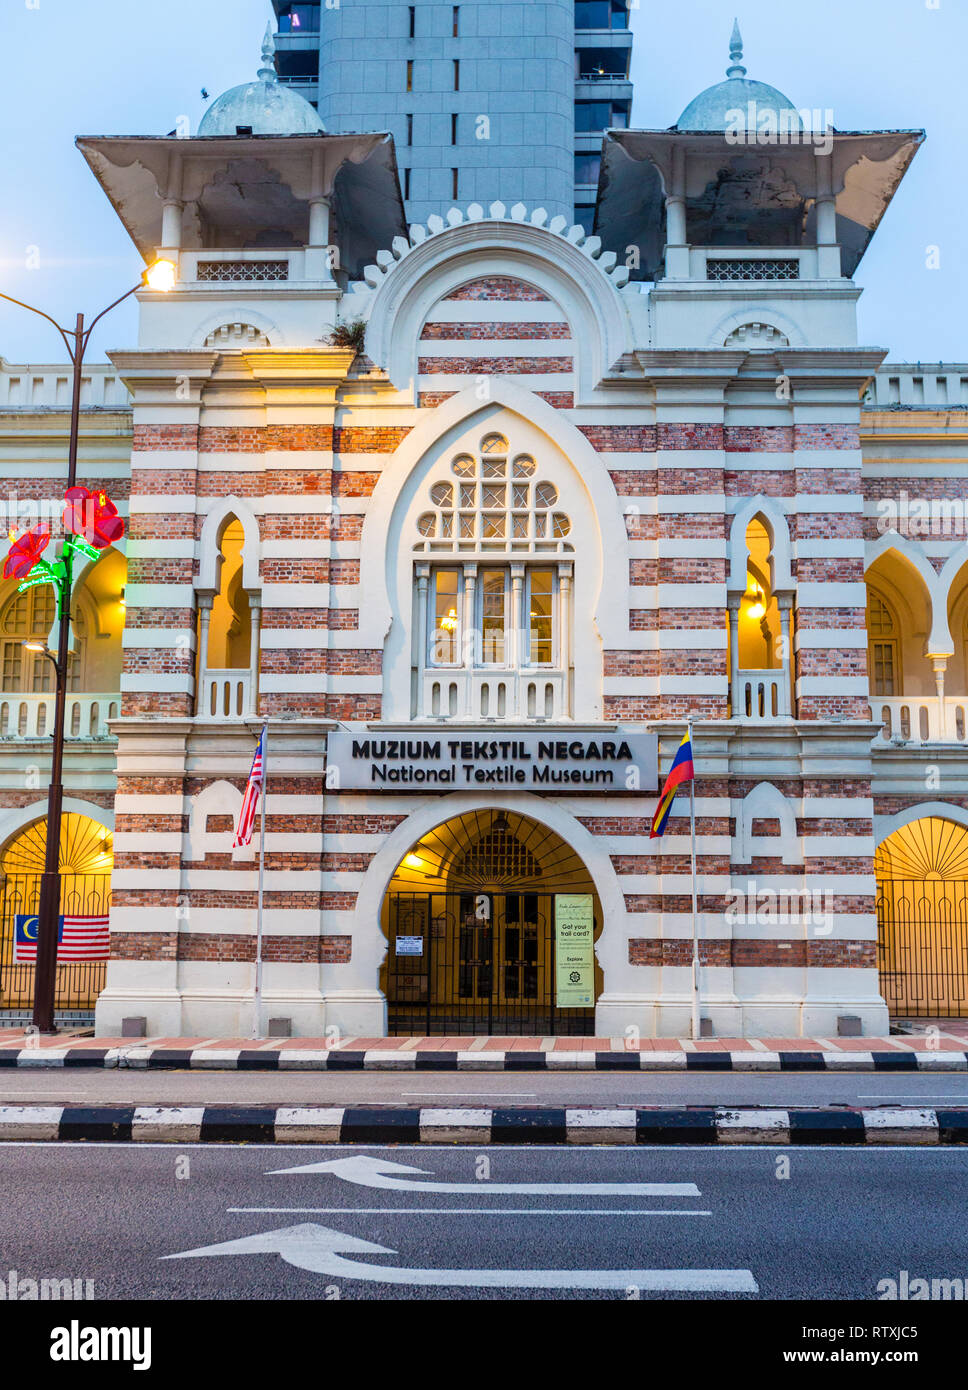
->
[265,1155,701,1197]
[163,1222,757,1293]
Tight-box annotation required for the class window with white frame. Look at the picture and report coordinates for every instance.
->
[415,433,573,676]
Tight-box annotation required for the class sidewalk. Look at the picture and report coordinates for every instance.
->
[2,1027,968,1070]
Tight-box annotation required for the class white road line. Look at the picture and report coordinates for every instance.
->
[228,1207,713,1216]
[268,1155,702,1196]
[402,1092,538,1097]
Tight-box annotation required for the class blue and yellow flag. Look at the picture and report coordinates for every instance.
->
[649,732,695,839]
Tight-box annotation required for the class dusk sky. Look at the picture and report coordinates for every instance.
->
[1,0,963,365]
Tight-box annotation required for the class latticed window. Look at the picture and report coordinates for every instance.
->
[867,589,900,696]
[415,433,572,555]
[456,829,541,884]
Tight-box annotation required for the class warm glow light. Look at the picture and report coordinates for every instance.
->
[746,586,766,621]
[440,607,458,632]
[404,853,425,871]
[22,640,48,654]
[144,258,177,293]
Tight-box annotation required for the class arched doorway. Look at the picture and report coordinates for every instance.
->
[0,813,113,1016]
[381,809,602,1035]
[875,816,968,1017]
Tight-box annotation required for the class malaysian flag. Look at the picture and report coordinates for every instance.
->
[234,727,266,848]
[14,914,110,962]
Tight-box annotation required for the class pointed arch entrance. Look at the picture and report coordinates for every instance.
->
[381,808,601,1035]
[875,815,968,1017]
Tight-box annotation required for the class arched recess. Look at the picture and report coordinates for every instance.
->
[866,531,949,656]
[359,382,629,722]
[189,309,282,351]
[875,810,968,1018]
[197,497,261,594]
[735,782,801,866]
[728,496,793,593]
[196,500,262,716]
[348,790,628,1004]
[362,221,630,402]
[709,305,805,350]
[188,780,250,865]
[941,544,968,698]
[865,542,937,705]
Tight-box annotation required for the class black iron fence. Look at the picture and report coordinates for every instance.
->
[0,873,110,1013]
[385,891,597,1036]
[876,878,968,1018]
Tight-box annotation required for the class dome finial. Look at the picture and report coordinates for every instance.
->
[726,18,747,79]
[258,22,278,84]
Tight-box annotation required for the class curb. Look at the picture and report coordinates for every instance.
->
[0,1104,966,1145]
[1,1047,966,1072]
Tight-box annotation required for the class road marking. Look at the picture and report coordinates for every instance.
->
[228,1207,712,1216]
[402,1092,537,1098]
[163,1222,754,1292]
[267,1154,702,1196]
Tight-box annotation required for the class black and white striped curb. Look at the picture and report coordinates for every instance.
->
[2,1047,967,1072]
[0,1104,965,1144]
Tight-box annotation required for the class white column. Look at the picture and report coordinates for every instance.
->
[197,594,213,717]
[307,149,335,283]
[727,599,741,718]
[247,598,261,717]
[665,144,690,280]
[462,565,477,717]
[558,563,573,719]
[814,150,840,277]
[415,565,430,717]
[932,655,948,738]
[777,598,793,717]
[510,565,524,718]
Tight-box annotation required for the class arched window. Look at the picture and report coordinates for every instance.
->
[415,433,573,675]
[0,586,86,692]
[867,587,900,696]
[207,520,251,671]
[738,517,782,671]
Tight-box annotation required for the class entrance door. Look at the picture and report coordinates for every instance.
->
[386,890,593,1035]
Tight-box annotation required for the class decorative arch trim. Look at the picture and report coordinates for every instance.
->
[361,220,630,402]
[197,496,262,594]
[708,305,805,351]
[875,801,968,848]
[0,799,114,859]
[865,530,950,655]
[735,782,801,866]
[728,495,793,592]
[188,780,249,864]
[349,791,629,994]
[189,306,282,350]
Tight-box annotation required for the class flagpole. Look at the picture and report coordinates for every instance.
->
[688,720,700,1042]
[252,718,268,1041]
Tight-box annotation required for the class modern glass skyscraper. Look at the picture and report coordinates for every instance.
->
[271,0,633,228]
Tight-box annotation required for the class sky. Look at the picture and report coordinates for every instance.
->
[0,0,964,365]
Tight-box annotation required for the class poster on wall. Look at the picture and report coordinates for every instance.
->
[554,894,595,1009]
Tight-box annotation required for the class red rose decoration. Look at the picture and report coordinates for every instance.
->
[63,486,125,550]
[3,525,51,580]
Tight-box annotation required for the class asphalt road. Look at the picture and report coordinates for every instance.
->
[1,1142,966,1301]
[1,1068,967,1106]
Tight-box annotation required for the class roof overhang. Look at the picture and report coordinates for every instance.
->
[76,132,408,282]
[596,127,925,280]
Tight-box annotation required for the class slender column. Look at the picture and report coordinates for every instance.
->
[247,598,261,717]
[727,599,741,717]
[931,655,948,738]
[777,598,793,717]
[814,150,840,277]
[558,563,573,718]
[307,149,334,283]
[509,565,525,718]
[462,565,477,718]
[197,594,214,717]
[415,564,430,717]
[665,143,689,279]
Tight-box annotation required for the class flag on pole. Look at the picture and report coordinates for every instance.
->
[649,731,695,838]
[234,728,266,848]
[14,914,110,962]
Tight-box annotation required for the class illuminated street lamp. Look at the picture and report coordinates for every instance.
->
[0,259,175,1032]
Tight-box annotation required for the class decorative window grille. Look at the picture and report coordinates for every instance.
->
[707,258,800,282]
[414,433,573,555]
[196,261,289,283]
[456,829,541,884]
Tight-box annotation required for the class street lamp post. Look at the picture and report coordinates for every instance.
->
[0,259,175,1032]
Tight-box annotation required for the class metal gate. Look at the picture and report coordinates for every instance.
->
[0,873,110,1014]
[386,891,596,1035]
[876,877,968,1018]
